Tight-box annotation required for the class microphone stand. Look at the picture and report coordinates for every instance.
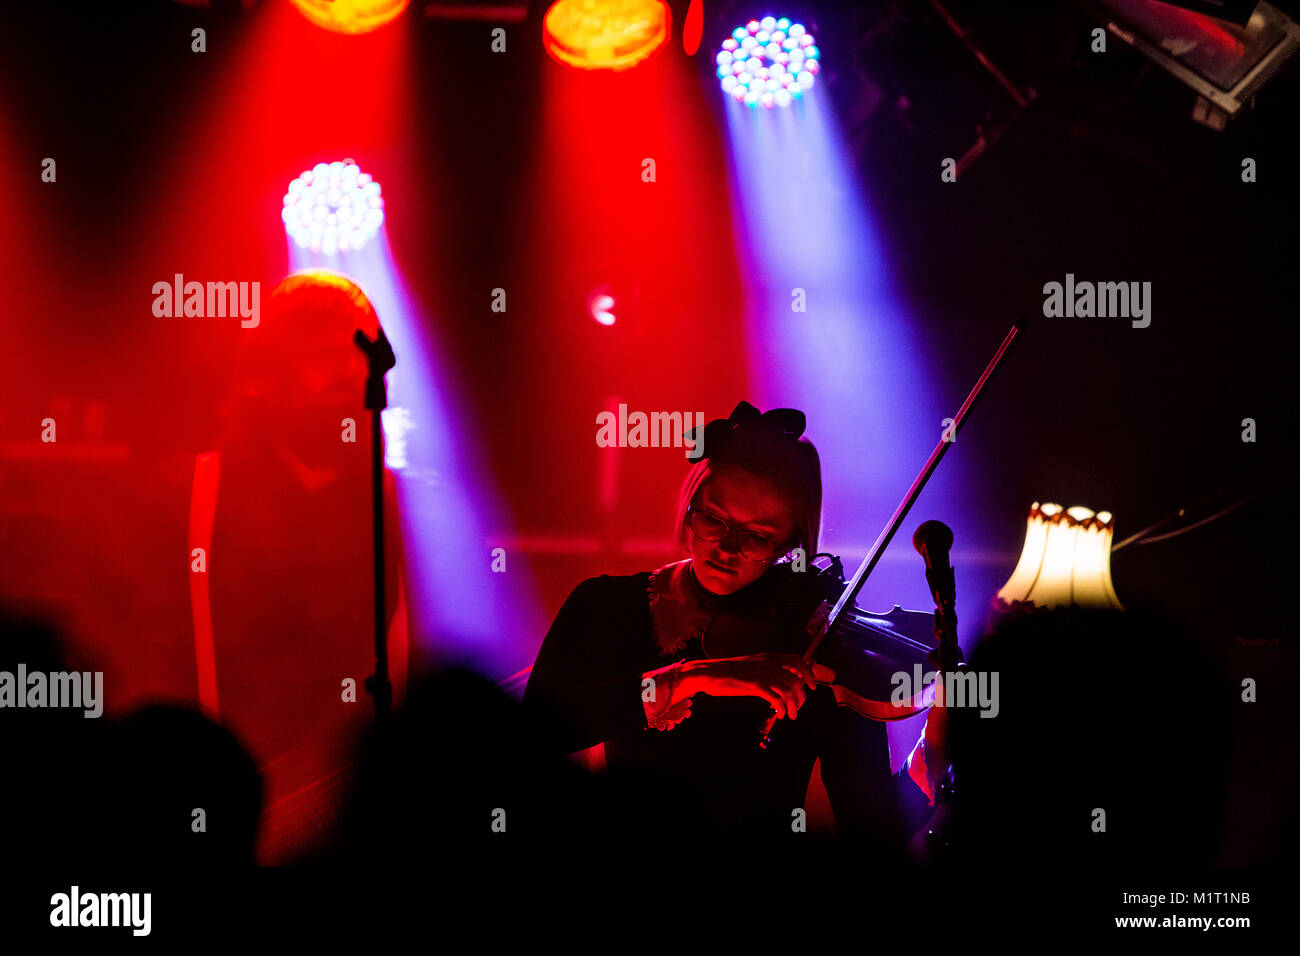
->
[354,327,396,724]
[915,521,960,676]
[914,520,962,861]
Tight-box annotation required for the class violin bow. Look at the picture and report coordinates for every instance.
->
[759,322,1022,749]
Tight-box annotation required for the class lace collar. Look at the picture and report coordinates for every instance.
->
[646,558,776,657]
[646,559,714,657]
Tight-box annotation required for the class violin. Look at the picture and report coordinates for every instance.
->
[697,546,943,729]
[704,323,1021,747]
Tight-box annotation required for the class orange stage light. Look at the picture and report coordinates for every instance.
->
[542,0,670,71]
[288,0,409,34]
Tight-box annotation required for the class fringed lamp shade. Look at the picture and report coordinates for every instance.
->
[994,503,1123,612]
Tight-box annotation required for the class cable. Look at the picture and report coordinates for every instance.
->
[1112,473,1298,552]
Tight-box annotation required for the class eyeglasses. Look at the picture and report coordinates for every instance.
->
[687,507,786,562]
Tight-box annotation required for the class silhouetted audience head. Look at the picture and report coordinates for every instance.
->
[0,613,110,863]
[337,666,685,866]
[1,611,263,868]
[945,607,1230,868]
[108,705,263,866]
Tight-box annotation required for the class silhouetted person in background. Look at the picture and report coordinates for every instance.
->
[189,271,408,861]
[943,607,1231,869]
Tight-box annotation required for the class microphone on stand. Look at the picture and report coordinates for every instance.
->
[913,520,960,673]
[913,520,953,562]
[355,326,396,724]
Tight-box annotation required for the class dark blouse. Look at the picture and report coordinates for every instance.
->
[521,571,906,842]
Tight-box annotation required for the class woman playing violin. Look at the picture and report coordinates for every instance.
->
[522,403,947,842]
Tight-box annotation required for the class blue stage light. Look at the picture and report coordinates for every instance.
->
[717,16,819,108]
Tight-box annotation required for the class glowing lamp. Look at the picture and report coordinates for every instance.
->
[282,160,385,256]
[994,503,1123,613]
[543,0,670,71]
[717,15,819,108]
[288,0,408,33]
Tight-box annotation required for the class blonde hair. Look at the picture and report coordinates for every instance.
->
[673,435,822,560]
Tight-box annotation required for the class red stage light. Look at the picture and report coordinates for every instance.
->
[288,0,409,34]
[588,291,617,326]
[542,0,670,71]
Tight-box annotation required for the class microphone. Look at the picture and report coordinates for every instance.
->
[913,520,953,575]
[913,520,959,671]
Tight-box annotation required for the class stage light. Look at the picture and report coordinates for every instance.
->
[288,0,409,34]
[1086,0,1300,129]
[993,503,1124,613]
[588,291,616,326]
[542,0,670,71]
[717,15,819,108]
[282,160,385,256]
